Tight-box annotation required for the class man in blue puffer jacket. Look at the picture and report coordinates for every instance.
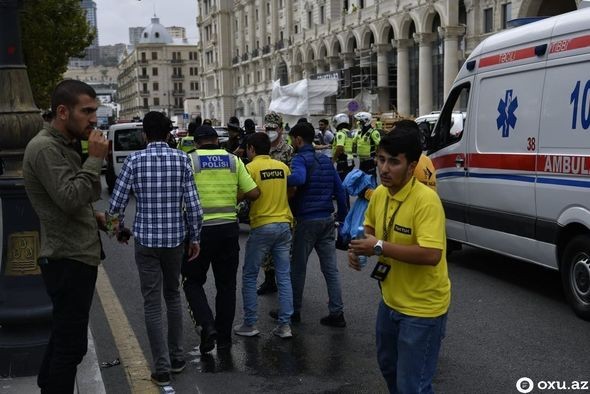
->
[282,121,348,327]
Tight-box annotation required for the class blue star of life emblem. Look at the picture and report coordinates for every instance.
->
[496,89,518,138]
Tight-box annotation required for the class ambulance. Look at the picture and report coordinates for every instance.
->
[427,5,590,319]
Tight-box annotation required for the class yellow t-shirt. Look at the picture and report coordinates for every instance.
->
[246,155,293,229]
[364,178,450,317]
[414,154,437,191]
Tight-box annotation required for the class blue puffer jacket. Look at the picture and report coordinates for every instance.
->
[288,145,347,222]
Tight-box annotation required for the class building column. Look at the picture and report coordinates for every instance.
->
[375,44,391,112]
[342,52,355,69]
[302,62,314,78]
[285,0,293,44]
[315,59,326,74]
[291,64,303,82]
[249,1,256,55]
[270,0,278,47]
[415,33,435,115]
[327,56,340,71]
[395,39,412,116]
[441,26,465,98]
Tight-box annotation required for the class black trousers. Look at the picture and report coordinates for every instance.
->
[37,258,97,394]
[182,222,240,343]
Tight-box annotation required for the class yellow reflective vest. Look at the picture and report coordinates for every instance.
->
[178,136,195,153]
[189,149,239,224]
[355,128,381,160]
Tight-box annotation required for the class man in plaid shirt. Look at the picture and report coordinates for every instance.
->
[108,111,203,387]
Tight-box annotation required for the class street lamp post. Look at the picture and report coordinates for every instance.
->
[0,0,52,377]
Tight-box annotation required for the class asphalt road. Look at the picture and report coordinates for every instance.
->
[91,180,590,394]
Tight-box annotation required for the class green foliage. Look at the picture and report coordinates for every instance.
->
[20,0,95,109]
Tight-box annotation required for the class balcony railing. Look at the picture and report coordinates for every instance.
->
[252,48,259,58]
[275,40,284,50]
[138,59,148,65]
[171,74,185,80]
[232,56,239,64]
[138,74,149,80]
[172,90,185,96]
[241,53,249,61]
[140,90,150,97]
[171,58,184,64]
[262,45,271,55]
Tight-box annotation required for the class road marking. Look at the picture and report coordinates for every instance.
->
[96,265,159,394]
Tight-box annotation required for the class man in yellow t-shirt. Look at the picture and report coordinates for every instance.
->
[234,132,295,339]
[348,120,450,394]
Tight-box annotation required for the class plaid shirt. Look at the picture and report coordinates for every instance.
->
[109,141,203,247]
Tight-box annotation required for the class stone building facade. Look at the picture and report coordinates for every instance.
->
[196,0,578,123]
[117,17,201,120]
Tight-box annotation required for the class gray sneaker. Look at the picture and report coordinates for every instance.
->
[233,323,260,337]
[272,324,293,338]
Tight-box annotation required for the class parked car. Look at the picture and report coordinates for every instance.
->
[105,122,146,193]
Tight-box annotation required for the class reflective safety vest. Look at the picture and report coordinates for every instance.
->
[189,149,239,225]
[178,136,195,153]
[333,128,354,159]
[356,128,381,159]
[344,129,355,156]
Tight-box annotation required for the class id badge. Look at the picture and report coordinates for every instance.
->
[370,261,391,281]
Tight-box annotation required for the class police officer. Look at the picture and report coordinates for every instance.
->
[332,113,355,182]
[353,112,381,163]
[182,125,260,352]
[177,121,197,153]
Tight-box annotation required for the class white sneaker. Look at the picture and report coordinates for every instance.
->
[233,323,260,337]
[272,324,293,338]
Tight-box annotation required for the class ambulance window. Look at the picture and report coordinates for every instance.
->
[432,83,470,149]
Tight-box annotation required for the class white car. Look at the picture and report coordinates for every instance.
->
[105,122,146,193]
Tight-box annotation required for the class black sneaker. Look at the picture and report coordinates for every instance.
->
[170,359,186,374]
[269,309,301,323]
[200,325,217,354]
[151,372,171,386]
[320,313,346,328]
[257,280,278,295]
[216,338,232,351]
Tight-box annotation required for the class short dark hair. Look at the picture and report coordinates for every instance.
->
[289,122,315,144]
[143,111,173,141]
[319,118,329,125]
[379,120,422,163]
[51,80,96,114]
[247,132,271,155]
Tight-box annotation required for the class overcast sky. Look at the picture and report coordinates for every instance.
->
[97,0,199,45]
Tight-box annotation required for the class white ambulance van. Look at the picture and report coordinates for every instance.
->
[427,6,590,319]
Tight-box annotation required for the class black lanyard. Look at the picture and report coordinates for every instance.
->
[382,178,416,240]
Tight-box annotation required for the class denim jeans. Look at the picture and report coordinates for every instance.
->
[376,301,447,394]
[38,259,97,394]
[242,222,293,325]
[135,241,184,374]
[291,216,343,315]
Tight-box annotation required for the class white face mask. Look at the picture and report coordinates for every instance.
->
[267,131,279,143]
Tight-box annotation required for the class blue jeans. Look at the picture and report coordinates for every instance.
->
[291,217,343,315]
[242,222,293,325]
[376,301,447,394]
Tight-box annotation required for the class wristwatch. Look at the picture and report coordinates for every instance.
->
[373,240,384,256]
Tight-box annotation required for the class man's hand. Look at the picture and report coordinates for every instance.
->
[87,129,109,159]
[348,234,377,257]
[187,242,200,261]
[348,250,362,271]
[95,211,107,231]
